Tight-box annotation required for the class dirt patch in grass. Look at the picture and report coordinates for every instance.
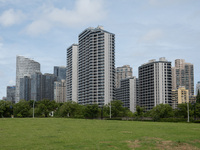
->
[125,140,140,149]
[157,140,200,150]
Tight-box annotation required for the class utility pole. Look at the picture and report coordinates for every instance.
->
[110,101,112,119]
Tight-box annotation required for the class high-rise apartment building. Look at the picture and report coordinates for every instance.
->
[196,81,200,95]
[116,77,137,112]
[172,59,194,96]
[6,86,16,103]
[115,65,132,88]
[15,56,40,103]
[54,66,66,82]
[78,26,115,106]
[172,86,189,109]
[54,80,66,103]
[138,57,172,111]
[66,44,78,102]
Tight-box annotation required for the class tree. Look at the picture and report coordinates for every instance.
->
[84,104,100,119]
[150,104,173,121]
[110,100,129,117]
[0,100,13,117]
[175,103,193,118]
[13,100,31,117]
[135,106,144,117]
[36,99,57,117]
[57,101,84,118]
[196,90,200,103]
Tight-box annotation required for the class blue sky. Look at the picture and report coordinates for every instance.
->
[0,0,200,98]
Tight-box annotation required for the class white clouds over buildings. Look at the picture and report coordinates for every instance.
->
[25,0,106,35]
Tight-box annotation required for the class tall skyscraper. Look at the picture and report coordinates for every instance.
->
[31,71,42,101]
[138,57,172,111]
[6,86,16,103]
[42,73,55,101]
[19,76,31,101]
[115,65,133,88]
[196,81,200,95]
[116,77,137,112]
[15,56,40,103]
[54,66,66,82]
[66,44,78,102]
[78,26,115,106]
[172,59,194,96]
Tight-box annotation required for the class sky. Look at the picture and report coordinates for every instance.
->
[0,0,200,98]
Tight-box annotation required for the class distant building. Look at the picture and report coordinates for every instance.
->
[7,86,16,103]
[116,77,137,113]
[115,65,133,88]
[54,80,66,103]
[172,59,194,96]
[42,73,55,101]
[172,86,189,109]
[54,66,66,82]
[31,72,42,101]
[196,81,200,95]
[15,56,40,103]
[138,57,172,111]
[19,76,31,101]
[77,26,115,106]
[66,44,78,102]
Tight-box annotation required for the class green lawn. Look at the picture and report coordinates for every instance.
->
[0,118,200,150]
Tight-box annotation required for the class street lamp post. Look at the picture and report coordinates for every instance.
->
[33,100,35,118]
[187,101,189,123]
[110,101,111,119]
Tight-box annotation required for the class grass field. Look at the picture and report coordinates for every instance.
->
[0,118,200,150]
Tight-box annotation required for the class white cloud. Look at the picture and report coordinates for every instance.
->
[0,9,25,26]
[138,29,164,43]
[25,0,106,35]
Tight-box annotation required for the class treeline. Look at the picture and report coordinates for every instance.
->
[0,100,131,118]
[0,99,200,122]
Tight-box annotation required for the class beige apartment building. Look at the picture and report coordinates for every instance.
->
[115,65,132,88]
[172,86,189,109]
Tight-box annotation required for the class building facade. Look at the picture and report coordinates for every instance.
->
[115,65,132,88]
[172,59,194,96]
[19,76,31,101]
[78,26,115,106]
[54,66,66,82]
[6,86,16,103]
[31,72,42,101]
[54,80,66,103]
[66,44,78,102]
[138,57,172,111]
[15,56,40,103]
[116,77,137,112]
[172,86,189,109]
[42,73,55,101]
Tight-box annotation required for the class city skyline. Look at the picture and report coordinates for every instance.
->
[0,0,200,98]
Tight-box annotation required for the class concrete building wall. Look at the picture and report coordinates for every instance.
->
[67,44,78,102]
